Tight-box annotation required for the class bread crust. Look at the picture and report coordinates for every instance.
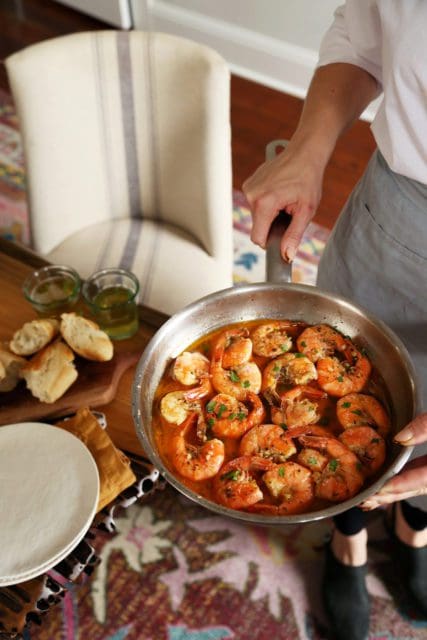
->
[21,340,78,403]
[0,348,26,392]
[10,318,60,356]
[60,313,113,362]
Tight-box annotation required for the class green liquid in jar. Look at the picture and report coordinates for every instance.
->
[30,276,78,316]
[92,285,138,339]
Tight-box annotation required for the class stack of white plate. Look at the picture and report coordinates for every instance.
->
[0,422,99,587]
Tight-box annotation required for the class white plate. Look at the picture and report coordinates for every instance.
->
[0,422,99,586]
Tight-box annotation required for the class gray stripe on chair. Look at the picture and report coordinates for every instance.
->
[119,218,142,271]
[117,31,141,220]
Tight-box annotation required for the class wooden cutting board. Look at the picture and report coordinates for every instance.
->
[0,241,168,452]
[0,350,140,426]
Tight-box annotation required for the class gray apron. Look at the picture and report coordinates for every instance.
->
[317,150,427,509]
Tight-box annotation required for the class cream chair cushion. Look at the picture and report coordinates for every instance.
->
[47,218,231,313]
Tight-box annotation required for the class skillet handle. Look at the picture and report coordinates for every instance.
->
[265,139,292,284]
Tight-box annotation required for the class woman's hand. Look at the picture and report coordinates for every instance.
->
[360,413,427,509]
[242,140,324,262]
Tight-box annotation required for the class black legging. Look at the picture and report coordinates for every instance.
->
[334,501,427,536]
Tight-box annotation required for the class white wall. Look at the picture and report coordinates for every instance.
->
[159,0,339,51]
[132,0,338,97]
[132,0,378,120]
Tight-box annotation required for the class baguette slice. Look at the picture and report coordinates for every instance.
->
[60,313,113,362]
[0,348,26,392]
[22,340,78,403]
[10,318,60,356]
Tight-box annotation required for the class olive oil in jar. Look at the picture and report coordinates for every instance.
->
[92,285,139,339]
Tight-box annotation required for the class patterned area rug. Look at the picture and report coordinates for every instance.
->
[2,89,427,640]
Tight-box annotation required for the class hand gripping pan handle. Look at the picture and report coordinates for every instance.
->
[265,139,293,285]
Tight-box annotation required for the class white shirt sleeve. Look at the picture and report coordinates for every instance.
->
[317,1,383,88]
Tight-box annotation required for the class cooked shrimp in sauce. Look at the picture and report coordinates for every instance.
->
[153,319,393,516]
[207,391,266,439]
[170,413,225,481]
[336,393,390,437]
[251,320,306,358]
[239,424,297,462]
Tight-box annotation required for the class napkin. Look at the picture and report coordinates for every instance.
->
[56,407,136,512]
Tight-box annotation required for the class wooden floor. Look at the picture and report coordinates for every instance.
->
[0,0,376,230]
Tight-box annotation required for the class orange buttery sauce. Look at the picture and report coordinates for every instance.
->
[152,319,392,514]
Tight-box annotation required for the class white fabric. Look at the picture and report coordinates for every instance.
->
[318,0,427,185]
[5,31,233,315]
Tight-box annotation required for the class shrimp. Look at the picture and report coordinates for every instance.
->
[172,351,210,385]
[170,351,213,400]
[262,353,317,404]
[207,391,266,439]
[160,390,203,425]
[214,455,274,509]
[239,424,297,462]
[170,413,225,481]
[297,447,329,473]
[211,328,261,400]
[251,461,315,515]
[221,330,253,369]
[336,393,390,437]
[339,426,386,477]
[297,324,348,362]
[297,434,364,502]
[316,343,372,397]
[271,385,327,429]
[251,320,306,358]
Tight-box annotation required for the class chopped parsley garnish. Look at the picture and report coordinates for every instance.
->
[221,469,240,481]
[229,370,240,383]
[280,343,289,352]
[280,423,288,431]
[307,456,318,465]
[207,418,215,428]
[328,459,339,472]
[337,376,344,383]
[206,401,216,413]
[300,341,307,347]
[351,409,363,416]
[217,403,227,418]
[237,412,246,421]
[242,380,251,388]
[294,352,305,358]
[342,402,351,408]
[278,466,285,477]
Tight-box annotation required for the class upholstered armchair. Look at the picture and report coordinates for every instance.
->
[6,30,233,315]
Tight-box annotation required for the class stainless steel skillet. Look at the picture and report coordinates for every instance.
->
[132,142,419,526]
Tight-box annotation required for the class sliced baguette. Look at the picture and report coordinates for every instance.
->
[22,340,78,403]
[60,312,113,362]
[0,348,26,392]
[10,318,60,356]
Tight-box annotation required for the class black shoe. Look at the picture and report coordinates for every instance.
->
[385,504,427,617]
[322,543,370,640]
